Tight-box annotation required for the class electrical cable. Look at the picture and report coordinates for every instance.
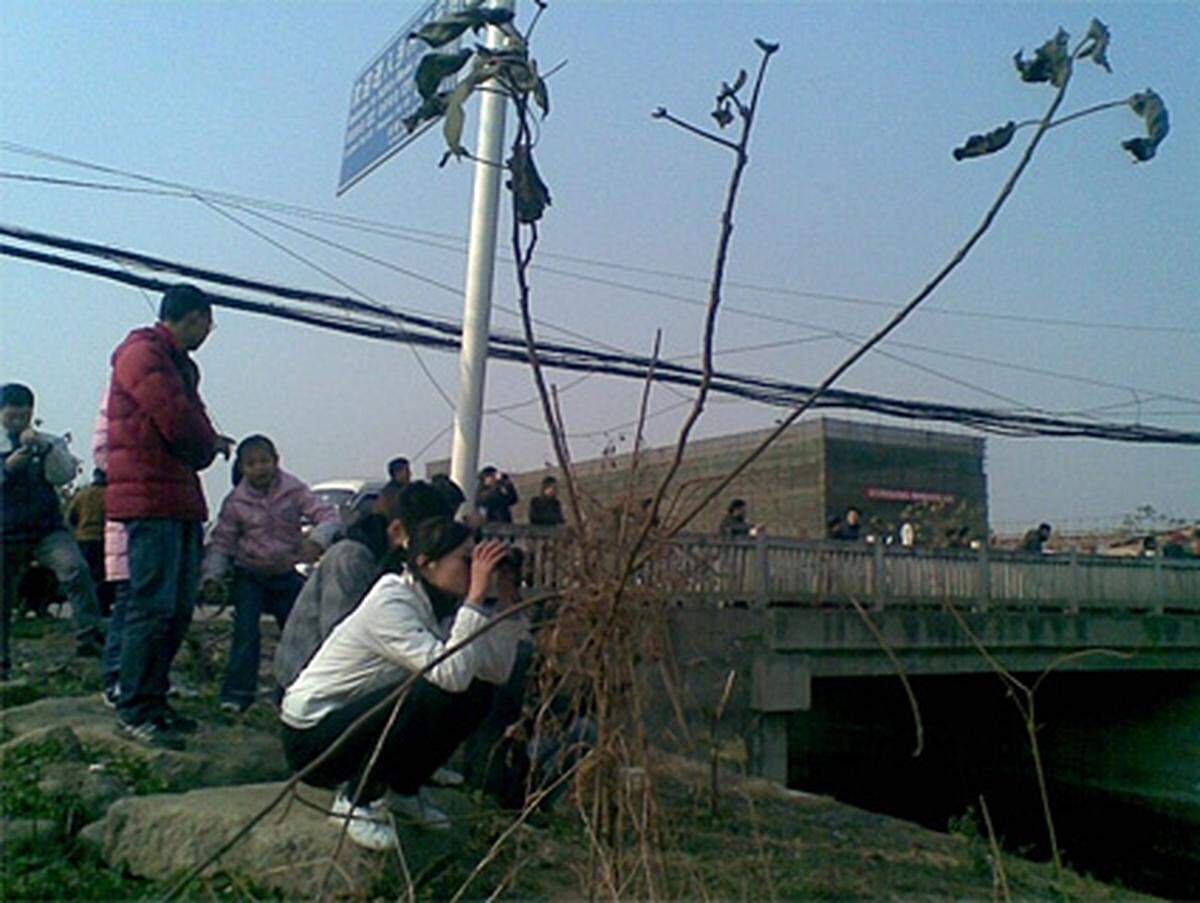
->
[3,234,1196,446]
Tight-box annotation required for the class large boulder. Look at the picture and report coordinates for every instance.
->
[84,782,471,898]
[0,696,289,790]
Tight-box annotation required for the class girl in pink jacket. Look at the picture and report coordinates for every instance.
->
[201,435,338,713]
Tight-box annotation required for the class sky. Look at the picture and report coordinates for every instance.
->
[2,1,1197,535]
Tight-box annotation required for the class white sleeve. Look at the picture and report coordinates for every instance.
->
[365,596,526,692]
[41,434,80,486]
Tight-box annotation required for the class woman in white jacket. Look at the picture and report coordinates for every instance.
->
[280,516,526,849]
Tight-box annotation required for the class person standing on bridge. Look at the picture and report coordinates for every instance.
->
[106,284,233,748]
[477,466,518,524]
[1021,522,1052,554]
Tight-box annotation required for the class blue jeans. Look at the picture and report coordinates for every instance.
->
[117,519,201,725]
[102,580,130,690]
[220,568,303,707]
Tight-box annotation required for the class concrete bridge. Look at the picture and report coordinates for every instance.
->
[490,524,1200,834]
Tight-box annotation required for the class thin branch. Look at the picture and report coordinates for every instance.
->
[665,55,1078,537]
[651,108,740,151]
[978,794,1012,903]
[623,42,777,590]
[1015,96,1131,132]
[848,596,924,756]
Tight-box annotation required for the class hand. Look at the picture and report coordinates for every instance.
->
[18,427,44,450]
[216,435,235,460]
[298,539,322,564]
[201,580,225,606]
[4,444,32,472]
[466,539,509,604]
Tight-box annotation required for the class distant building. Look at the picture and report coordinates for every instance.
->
[433,417,988,539]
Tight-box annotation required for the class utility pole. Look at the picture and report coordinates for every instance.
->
[449,0,512,511]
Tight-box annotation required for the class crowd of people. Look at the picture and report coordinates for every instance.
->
[1,283,589,851]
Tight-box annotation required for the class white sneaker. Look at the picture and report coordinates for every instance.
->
[430,766,465,787]
[329,790,386,821]
[389,790,451,831]
[329,792,395,850]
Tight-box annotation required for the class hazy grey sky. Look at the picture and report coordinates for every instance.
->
[2,1,1196,533]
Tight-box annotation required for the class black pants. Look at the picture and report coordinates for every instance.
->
[282,678,494,804]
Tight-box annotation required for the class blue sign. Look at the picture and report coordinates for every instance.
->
[337,0,468,194]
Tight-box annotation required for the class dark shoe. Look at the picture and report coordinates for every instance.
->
[116,716,185,751]
[102,683,120,709]
[159,706,198,734]
[219,700,252,715]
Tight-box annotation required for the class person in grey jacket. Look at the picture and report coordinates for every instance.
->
[273,480,457,695]
[280,517,527,850]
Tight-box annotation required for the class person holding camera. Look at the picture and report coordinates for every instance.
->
[476,465,518,524]
[2,382,105,679]
[280,516,527,849]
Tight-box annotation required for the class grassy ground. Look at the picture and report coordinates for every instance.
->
[1,614,1151,900]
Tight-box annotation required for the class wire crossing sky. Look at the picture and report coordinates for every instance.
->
[1,1,1197,530]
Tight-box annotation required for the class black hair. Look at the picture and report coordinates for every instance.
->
[541,475,558,489]
[1039,522,1052,533]
[231,434,278,485]
[387,456,410,477]
[0,383,34,408]
[158,284,212,323]
[728,498,747,513]
[406,516,471,568]
[478,465,498,484]
[346,513,392,563]
[92,468,107,486]
[430,473,466,511]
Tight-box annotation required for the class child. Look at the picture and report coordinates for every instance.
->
[201,435,338,713]
[280,517,526,849]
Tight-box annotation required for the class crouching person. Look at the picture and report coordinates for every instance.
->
[279,517,526,849]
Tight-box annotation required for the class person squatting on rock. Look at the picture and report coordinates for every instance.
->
[1,382,105,679]
[106,284,233,749]
[280,516,528,849]
[273,480,455,700]
[201,434,338,713]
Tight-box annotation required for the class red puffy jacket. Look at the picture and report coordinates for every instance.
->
[105,324,219,522]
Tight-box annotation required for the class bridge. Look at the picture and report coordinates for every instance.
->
[490,525,1200,787]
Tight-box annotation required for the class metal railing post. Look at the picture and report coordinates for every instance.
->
[756,532,771,607]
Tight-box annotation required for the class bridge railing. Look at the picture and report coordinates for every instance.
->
[480,524,1200,614]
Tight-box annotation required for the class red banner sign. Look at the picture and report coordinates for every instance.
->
[864,487,956,504]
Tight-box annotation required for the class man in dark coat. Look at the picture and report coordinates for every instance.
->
[2,383,104,678]
[527,476,564,527]
[477,466,518,524]
[106,284,231,747]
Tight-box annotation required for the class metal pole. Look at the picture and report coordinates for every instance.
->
[450,0,512,511]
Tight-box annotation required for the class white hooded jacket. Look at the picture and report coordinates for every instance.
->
[281,570,527,730]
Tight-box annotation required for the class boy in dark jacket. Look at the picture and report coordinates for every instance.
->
[106,284,232,747]
[2,383,104,678]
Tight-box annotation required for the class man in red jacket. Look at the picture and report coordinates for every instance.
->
[106,284,232,748]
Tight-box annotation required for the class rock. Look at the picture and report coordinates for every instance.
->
[1,817,60,846]
[35,760,128,824]
[0,724,85,761]
[89,782,474,898]
[0,696,289,791]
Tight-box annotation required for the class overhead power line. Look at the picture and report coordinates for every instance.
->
[2,225,1196,446]
[1,154,1195,337]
